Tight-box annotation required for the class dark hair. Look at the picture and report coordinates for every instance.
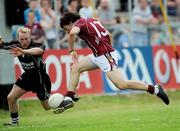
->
[60,12,81,28]
[68,0,78,5]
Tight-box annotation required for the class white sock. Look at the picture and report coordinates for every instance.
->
[11,117,19,124]
[154,86,159,95]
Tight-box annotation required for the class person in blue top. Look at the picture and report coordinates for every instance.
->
[24,0,41,24]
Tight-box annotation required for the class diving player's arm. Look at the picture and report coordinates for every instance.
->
[68,26,80,52]
[109,33,113,46]
[68,26,80,62]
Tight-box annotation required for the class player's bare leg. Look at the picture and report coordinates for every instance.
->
[69,56,98,91]
[106,68,169,105]
[53,56,98,114]
[4,85,26,126]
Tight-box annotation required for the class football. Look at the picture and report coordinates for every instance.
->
[48,93,64,109]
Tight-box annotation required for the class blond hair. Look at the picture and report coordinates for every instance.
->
[16,27,31,38]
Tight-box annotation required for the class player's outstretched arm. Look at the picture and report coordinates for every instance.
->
[10,47,44,57]
[23,48,44,55]
[0,36,21,50]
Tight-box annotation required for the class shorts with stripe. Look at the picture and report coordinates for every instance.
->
[15,72,51,101]
[88,50,119,72]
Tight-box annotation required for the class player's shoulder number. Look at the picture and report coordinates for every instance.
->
[90,21,109,38]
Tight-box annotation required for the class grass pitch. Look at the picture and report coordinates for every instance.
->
[0,91,180,131]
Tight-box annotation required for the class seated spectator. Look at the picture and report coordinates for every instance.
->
[25,10,45,43]
[24,0,41,24]
[79,0,94,18]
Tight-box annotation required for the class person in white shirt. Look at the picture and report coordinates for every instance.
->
[79,0,93,18]
[132,0,158,46]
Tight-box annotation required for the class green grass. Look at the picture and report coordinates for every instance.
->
[0,91,180,131]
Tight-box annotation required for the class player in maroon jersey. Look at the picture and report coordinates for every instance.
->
[53,12,169,114]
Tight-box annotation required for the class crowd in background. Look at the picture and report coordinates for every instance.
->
[6,0,180,49]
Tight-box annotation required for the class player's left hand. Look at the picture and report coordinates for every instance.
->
[10,47,24,57]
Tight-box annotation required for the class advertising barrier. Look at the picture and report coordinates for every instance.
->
[103,46,155,93]
[103,45,180,94]
[153,45,180,89]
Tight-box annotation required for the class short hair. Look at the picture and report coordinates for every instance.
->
[17,27,31,38]
[68,0,78,5]
[60,12,81,28]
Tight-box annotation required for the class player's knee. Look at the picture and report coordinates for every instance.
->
[7,94,16,104]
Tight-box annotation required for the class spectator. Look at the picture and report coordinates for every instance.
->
[176,0,180,17]
[54,0,67,49]
[58,0,79,49]
[151,0,163,23]
[61,0,70,10]
[40,0,58,49]
[25,10,45,43]
[65,0,79,13]
[167,0,180,19]
[113,29,130,48]
[79,0,93,18]
[96,0,117,26]
[55,0,65,16]
[24,0,41,24]
[167,0,178,16]
[132,0,158,46]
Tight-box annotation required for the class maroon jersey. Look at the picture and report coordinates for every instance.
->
[74,18,114,56]
[25,22,45,41]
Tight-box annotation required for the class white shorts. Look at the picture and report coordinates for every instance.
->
[88,50,119,72]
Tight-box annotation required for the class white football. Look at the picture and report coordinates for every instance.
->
[48,93,64,109]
